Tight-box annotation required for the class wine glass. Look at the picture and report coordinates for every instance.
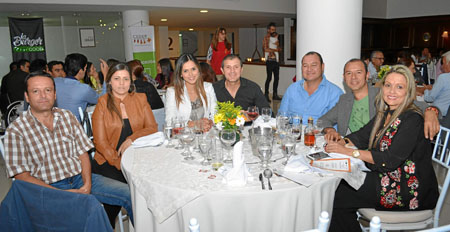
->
[173,117,184,150]
[163,121,174,148]
[220,129,236,163]
[198,136,212,165]
[261,107,272,123]
[180,127,195,160]
[247,106,259,127]
[257,135,273,169]
[315,119,324,135]
[281,134,296,165]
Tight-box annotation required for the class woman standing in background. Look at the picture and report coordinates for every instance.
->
[207,27,233,79]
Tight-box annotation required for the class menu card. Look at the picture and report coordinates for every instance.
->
[310,158,351,172]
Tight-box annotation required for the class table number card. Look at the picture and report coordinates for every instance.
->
[310,158,351,172]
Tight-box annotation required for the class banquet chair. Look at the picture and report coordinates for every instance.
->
[358,126,450,231]
[302,211,330,232]
[152,108,165,131]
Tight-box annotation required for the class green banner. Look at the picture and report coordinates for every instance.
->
[133,51,157,78]
[13,45,45,53]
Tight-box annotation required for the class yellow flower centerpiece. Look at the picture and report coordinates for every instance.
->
[378,65,391,80]
[214,101,246,130]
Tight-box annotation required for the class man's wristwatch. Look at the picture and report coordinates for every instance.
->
[352,149,361,158]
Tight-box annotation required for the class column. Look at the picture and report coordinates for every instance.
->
[297,0,363,90]
[122,10,149,61]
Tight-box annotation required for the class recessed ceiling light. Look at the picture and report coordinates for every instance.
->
[99,19,102,23]
[200,10,208,13]
[161,18,168,22]
[188,28,194,31]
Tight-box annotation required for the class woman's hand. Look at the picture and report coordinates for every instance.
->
[118,138,132,156]
[99,58,109,78]
[201,118,213,132]
[323,128,343,144]
[324,140,352,156]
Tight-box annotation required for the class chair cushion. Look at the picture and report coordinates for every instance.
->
[358,208,433,223]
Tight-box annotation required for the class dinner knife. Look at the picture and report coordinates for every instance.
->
[259,173,265,190]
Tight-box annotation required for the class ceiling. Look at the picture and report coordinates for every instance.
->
[0,5,293,28]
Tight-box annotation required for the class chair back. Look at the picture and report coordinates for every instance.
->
[431,126,450,227]
[5,101,24,127]
[78,107,93,138]
[370,216,381,232]
[302,211,329,232]
[152,108,165,131]
[0,135,4,161]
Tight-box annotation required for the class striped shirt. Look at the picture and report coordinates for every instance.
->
[5,108,93,184]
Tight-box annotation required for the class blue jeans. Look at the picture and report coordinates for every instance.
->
[50,174,133,224]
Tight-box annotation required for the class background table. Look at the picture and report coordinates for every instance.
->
[121,135,341,232]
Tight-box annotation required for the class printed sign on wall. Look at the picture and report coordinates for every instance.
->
[130,26,157,78]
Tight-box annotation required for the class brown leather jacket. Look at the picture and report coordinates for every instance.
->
[92,92,158,170]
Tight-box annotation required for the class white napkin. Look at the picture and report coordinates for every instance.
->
[132,132,165,148]
[284,155,312,173]
[223,141,251,187]
[253,116,276,129]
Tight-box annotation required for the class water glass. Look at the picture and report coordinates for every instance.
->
[281,135,296,165]
[163,121,174,148]
[315,119,324,135]
[198,136,212,165]
[173,118,184,150]
[220,129,236,163]
[261,107,272,123]
[257,135,273,169]
[180,127,195,160]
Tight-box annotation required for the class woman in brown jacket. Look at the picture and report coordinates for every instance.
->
[92,62,158,227]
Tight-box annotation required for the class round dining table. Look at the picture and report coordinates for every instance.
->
[121,132,342,232]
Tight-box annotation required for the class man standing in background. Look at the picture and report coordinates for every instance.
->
[263,22,281,103]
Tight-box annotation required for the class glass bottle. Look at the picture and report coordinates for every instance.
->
[304,117,315,147]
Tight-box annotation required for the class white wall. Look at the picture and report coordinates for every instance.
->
[386,0,450,18]
[362,0,387,18]
[0,25,125,78]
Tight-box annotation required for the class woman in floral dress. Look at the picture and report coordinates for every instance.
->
[325,65,439,232]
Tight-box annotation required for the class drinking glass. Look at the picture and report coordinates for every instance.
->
[247,106,259,127]
[198,136,212,165]
[281,135,296,165]
[163,121,174,148]
[192,118,203,152]
[173,118,184,150]
[315,119,324,135]
[257,135,273,169]
[180,127,195,160]
[261,107,272,123]
[220,129,236,163]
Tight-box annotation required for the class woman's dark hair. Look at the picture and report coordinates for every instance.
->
[84,62,94,87]
[200,62,217,83]
[211,27,231,51]
[127,60,145,80]
[397,57,414,68]
[158,58,173,84]
[172,53,207,108]
[105,62,134,122]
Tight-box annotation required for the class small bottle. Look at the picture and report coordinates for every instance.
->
[304,117,315,147]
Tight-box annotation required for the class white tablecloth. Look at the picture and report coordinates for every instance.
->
[121,135,342,232]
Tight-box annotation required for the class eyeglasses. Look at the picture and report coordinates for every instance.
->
[374,57,384,60]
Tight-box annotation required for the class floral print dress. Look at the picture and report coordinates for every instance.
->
[346,110,439,211]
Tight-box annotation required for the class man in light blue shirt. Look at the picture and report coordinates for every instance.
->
[55,53,98,121]
[424,51,450,116]
[368,50,384,83]
[279,51,343,123]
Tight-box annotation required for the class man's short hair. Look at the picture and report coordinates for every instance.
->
[17,59,30,67]
[267,22,276,29]
[442,51,450,65]
[221,54,243,68]
[29,59,48,73]
[24,71,55,93]
[64,53,87,77]
[48,60,64,72]
[302,51,324,65]
[343,58,368,74]
[107,58,120,67]
[370,50,382,59]
[9,62,18,71]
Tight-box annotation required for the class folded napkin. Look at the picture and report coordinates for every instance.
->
[253,116,276,129]
[284,155,312,173]
[223,141,251,187]
[132,132,165,148]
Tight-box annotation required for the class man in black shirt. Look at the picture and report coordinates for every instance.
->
[213,54,270,112]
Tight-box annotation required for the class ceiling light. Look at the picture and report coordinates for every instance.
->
[188,28,194,31]
[161,19,167,22]
[200,10,208,13]
[114,23,118,26]
[99,19,102,23]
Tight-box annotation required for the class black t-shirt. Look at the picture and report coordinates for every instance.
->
[134,79,164,110]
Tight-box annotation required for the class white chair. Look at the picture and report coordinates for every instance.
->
[418,224,450,232]
[358,126,450,231]
[303,211,329,232]
[152,108,165,131]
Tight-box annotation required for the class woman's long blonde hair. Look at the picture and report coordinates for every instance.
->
[172,53,207,108]
[368,65,422,149]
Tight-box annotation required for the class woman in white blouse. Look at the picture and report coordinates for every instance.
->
[165,53,217,129]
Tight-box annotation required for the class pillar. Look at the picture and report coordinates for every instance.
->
[122,10,150,61]
[297,0,363,90]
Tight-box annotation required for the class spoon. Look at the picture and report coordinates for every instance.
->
[259,173,265,190]
[263,169,273,190]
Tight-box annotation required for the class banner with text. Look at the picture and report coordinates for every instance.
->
[130,26,157,78]
[9,17,46,62]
